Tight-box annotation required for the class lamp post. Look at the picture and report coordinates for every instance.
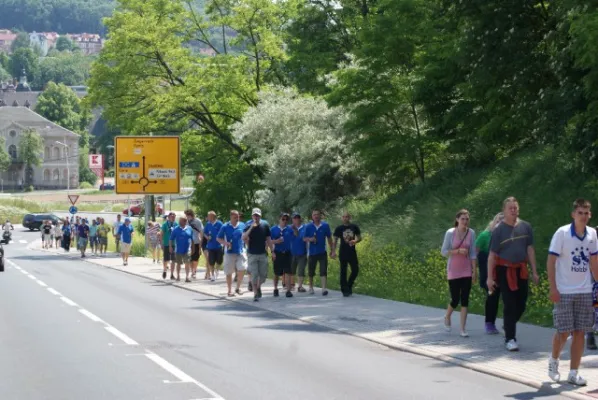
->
[55,141,69,193]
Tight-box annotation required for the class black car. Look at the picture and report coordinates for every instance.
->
[100,183,115,190]
[22,214,61,231]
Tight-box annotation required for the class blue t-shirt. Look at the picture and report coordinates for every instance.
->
[170,225,193,254]
[78,224,90,239]
[89,225,98,237]
[205,220,224,250]
[290,225,307,256]
[217,221,246,254]
[270,225,294,253]
[62,224,71,236]
[304,222,331,256]
[117,224,134,244]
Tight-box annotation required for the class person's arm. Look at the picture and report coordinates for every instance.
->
[266,235,275,259]
[591,230,598,281]
[440,230,453,258]
[327,227,334,256]
[217,226,229,247]
[350,225,362,246]
[547,254,559,302]
[527,224,539,284]
[242,223,255,241]
[487,250,497,291]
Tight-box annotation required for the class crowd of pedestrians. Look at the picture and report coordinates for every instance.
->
[441,196,598,386]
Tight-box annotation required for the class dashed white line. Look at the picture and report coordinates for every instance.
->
[47,288,61,296]
[18,240,27,244]
[36,280,48,287]
[79,309,103,323]
[60,296,78,307]
[105,326,139,346]
[27,274,36,280]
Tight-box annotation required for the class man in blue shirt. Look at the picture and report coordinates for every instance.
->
[204,211,224,282]
[77,219,90,258]
[117,217,134,266]
[303,209,335,296]
[271,212,295,298]
[290,213,307,292]
[169,216,193,282]
[217,210,247,296]
[242,208,274,302]
[184,209,204,279]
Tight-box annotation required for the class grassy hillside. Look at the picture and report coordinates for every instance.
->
[323,146,592,326]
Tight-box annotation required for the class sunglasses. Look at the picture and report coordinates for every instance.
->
[576,211,590,216]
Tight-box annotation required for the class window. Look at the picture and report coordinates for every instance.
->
[53,147,60,160]
[44,146,50,160]
[43,169,50,182]
[9,130,16,138]
[8,145,17,160]
[53,169,59,181]
[63,169,68,181]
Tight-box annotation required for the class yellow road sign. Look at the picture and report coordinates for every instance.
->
[115,136,181,194]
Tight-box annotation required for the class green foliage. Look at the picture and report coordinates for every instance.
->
[37,52,93,88]
[79,182,93,189]
[36,82,92,134]
[0,64,10,81]
[9,47,38,84]
[78,148,98,186]
[10,32,30,52]
[18,129,43,187]
[0,52,9,70]
[55,36,74,52]
[0,138,11,173]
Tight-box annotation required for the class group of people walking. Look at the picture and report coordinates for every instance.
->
[442,196,598,386]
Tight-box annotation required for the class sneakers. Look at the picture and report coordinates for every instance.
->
[235,288,243,295]
[548,358,560,382]
[444,316,451,332]
[253,294,259,302]
[460,331,469,338]
[308,287,315,295]
[505,339,519,352]
[485,322,499,335]
[587,333,597,350]
[170,274,175,280]
[322,290,328,296]
[297,286,306,293]
[568,370,587,386]
[257,287,263,298]
[248,282,253,292]
[162,271,166,279]
[273,288,279,297]
[286,291,293,298]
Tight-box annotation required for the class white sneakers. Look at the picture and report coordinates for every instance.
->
[505,339,519,351]
[548,359,587,386]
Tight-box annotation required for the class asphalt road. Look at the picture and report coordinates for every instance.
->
[0,234,568,400]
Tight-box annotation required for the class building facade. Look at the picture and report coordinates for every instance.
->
[66,33,103,55]
[0,106,79,190]
[0,29,16,53]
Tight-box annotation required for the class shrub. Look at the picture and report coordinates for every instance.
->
[79,182,93,189]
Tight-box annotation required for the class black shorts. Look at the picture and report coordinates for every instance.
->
[308,252,328,277]
[273,251,292,276]
[163,246,174,262]
[191,243,201,262]
[208,248,223,266]
[202,237,208,252]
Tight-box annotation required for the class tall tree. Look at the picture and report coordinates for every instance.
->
[18,129,44,187]
[9,47,38,84]
[0,138,11,174]
[0,65,10,82]
[55,36,74,52]
[10,32,30,52]
[36,82,92,136]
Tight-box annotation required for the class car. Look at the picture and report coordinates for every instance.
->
[100,183,115,190]
[22,213,61,231]
[123,204,164,217]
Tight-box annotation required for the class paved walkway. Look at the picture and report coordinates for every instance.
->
[31,242,598,399]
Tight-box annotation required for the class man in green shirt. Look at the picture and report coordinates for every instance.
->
[97,218,111,255]
[160,212,178,280]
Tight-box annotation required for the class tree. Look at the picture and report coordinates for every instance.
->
[0,138,11,173]
[9,47,38,84]
[37,52,92,88]
[56,36,74,52]
[10,32,30,52]
[18,129,44,187]
[0,52,9,71]
[36,82,92,136]
[233,88,361,214]
[0,65,10,82]
[78,147,98,186]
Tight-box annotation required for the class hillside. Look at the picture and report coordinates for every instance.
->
[324,146,590,326]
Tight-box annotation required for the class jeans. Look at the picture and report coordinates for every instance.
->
[497,266,528,342]
[340,255,359,293]
[485,287,501,323]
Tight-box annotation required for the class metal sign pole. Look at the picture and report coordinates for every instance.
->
[144,195,149,255]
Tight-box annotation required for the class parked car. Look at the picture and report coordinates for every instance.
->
[100,183,115,190]
[123,204,163,217]
[22,213,61,231]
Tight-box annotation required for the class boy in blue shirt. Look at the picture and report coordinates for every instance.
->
[271,213,295,298]
[117,217,134,266]
[170,217,193,282]
[290,213,307,292]
[217,210,247,296]
[204,211,224,282]
[303,209,335,296]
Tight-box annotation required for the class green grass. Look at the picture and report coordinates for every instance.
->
[324,146,591,326]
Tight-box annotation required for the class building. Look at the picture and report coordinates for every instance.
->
[0,29,16,53]
[29,32,59,56]
[67,33,103,55]
[0,106,80,190]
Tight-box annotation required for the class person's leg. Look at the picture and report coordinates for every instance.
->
[176,258,181,280]
[339,257,348,295]
[347,256,359,294]
[446,279,459,329]
[460,277,472,334]
[497,266,518,343]
[224,254,234,295]
[235,253,246,293]
[307,256,316,293]
[284,253,293,295]
[320,253,328,295]
[273,253,281,295]
[184,258,191,282]
[515,274,529,323]
[208,250,216,281]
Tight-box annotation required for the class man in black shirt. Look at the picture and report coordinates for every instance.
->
[242,208,274,302]
[333,212,361,297]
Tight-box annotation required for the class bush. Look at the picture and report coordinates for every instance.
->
[79,182,93,189]
[25,185,34,192]
[0,205,30,223]
[135,217,145,235]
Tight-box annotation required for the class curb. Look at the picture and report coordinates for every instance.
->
[27,244,593,400]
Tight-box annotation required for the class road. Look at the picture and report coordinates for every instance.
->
[0,230,568,400]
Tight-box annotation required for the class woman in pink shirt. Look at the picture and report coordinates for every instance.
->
[441,209,478,337]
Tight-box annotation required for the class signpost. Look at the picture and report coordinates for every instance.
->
[69,206,78,215]
[68,194,79,205]
[89,154,105,188]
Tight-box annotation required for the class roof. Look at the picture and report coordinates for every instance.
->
[0,107,80,138]
[0,91,40,109]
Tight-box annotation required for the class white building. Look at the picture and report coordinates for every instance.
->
[0,106,80,190]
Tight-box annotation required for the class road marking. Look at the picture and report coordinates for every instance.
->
[79,309,103,323]
[47,288,61,296]
[60,296,78,307]
[20,269,29,275]
[19,240,27,244]
[105,326,139,346]
[28,274,36,280]
[36,280,48,287]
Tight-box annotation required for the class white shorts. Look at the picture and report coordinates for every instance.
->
[223,252,247,275]
[43,234,52,242]
[121,242,132,254]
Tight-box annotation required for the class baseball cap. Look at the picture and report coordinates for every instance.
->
[292,213,301,219]
[280,212,290,219]
[124,217,131,222]
[252,208,262,216]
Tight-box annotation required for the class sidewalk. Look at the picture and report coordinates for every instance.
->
[32,242,598,399]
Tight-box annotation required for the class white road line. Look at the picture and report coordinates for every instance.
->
[36,280,48,287]
[20,269,29,275]
[145,352,225,399]
[60,296,78,307]
[105,326,139,346]
[79,309,103,323]
[19,240,27,244]
[27,274,36,280]
[47,288,61,296]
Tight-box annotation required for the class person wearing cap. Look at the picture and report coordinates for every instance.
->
[97,218,111,255]
[112,213,123,253]
[77,218,90,258]
[204,211,223,282]
[271,212,295,298]
[185,209,204,279]
[217,210,247,296]
[333,212,362,297]
[290,213,308,292]
[304,209,335,295]
[160,212,178,280]
[242,207,274,301]
[117,217,134,266]
[170,216,193,282]
[89,219,99,256]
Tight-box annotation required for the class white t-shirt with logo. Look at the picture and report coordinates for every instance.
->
[549,223,598,294]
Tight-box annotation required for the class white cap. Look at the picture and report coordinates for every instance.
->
[252,208,262,216]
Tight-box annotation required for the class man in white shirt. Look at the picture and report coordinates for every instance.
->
[112,214,123,253]
[548,198,598,386]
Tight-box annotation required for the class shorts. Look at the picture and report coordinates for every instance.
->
[43,234,52,242]
[89,236,98,246]
[273,251,292,276]
[248,253,268,285]
[121,242,132,254]
[208,248,224,266]
[308,252,328,277]
[78,237,88,249]
[98,237,108,246]
[163,246,174,262]
[149,239,160,249]
[553,292,594,333]
[175,253,190,264]
[191,244,201,262]
[223,252,248,275]
[292,255,307,276]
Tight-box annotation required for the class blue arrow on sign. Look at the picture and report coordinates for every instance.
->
[69,206,78,214]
